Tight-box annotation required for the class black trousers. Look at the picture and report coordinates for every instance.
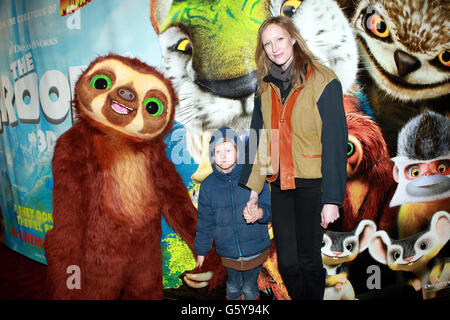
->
[271,180,326,300]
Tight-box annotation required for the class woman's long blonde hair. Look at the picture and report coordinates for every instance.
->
[255,16,319,96]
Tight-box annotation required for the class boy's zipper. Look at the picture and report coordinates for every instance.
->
[228,176,243,257]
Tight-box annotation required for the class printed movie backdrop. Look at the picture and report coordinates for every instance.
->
[0,0,448,298]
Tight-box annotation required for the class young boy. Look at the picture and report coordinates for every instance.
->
[194,127,272,300]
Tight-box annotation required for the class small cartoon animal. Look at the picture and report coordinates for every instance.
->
[322,219,377,300]
[369,211,450,299]
[390,110,450,238]
[44,54,225,299]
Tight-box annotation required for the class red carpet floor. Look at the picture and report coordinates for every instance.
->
[0,243,47,299]
[0,243,226,300]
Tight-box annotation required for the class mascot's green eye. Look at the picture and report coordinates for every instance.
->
[91,74,112,90]
[347,141,354,157]
[144,97,164,116]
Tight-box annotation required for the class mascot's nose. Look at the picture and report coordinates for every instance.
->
[196,71,257,99]
[394,50,420,78]
[118,87,136,101]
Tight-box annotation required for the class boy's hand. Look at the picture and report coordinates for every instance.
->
[196,255,205,268]
[243,205,263,224]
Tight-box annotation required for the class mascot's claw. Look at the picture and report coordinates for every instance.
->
[183,271,214,289]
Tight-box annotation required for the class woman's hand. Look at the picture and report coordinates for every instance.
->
[320,204,339,229]
[246,190,259,213]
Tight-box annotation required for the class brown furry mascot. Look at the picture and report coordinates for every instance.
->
[44,54,225,299]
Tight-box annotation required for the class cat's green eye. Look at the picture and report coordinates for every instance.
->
[91,74,112,90]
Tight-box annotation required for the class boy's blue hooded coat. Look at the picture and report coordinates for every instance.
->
[194,127,272,259]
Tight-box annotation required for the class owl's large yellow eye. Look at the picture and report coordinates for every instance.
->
[438,51,450,67]
[365,11,389,38]
[281,0,302,18]
[176,39,192,54]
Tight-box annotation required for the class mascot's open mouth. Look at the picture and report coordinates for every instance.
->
[111,100,134,115]
[400,254,422,266]
[324,253,348,260]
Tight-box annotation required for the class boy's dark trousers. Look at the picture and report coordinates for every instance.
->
[270,180,326,300]
[225,266,262,300]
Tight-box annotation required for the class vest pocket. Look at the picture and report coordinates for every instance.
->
[294,153,322,178]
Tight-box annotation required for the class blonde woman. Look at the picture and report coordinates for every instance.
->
[240,16,348,300]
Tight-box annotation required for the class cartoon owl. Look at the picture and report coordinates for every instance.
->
[44,54,224,299]
[338,0,450,155]
[150,0,358,180]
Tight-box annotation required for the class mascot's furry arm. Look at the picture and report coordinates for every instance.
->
[45,120,95,298]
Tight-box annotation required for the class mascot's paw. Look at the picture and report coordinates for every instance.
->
[183,271,213,288]
[183,247,226,290]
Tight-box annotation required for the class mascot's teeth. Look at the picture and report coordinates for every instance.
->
[111,100,133,114]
